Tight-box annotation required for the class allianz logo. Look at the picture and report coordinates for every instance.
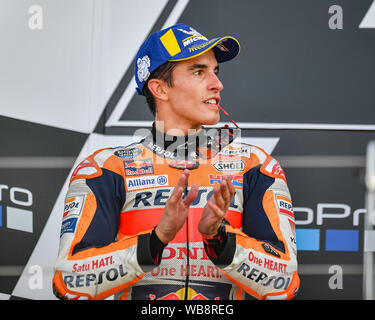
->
[126,175,169,191]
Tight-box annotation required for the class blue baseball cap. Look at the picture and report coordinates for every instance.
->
[135,23,240,95]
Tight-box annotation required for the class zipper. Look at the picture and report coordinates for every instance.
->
[183,183,190,300]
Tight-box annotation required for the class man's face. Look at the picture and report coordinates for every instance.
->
[165,50,224,131]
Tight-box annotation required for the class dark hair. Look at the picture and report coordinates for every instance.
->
[143,61,178,116]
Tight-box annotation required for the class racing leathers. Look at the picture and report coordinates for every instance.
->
[52,125,299,300]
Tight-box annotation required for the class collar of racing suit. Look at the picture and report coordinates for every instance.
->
[141,122,241,169]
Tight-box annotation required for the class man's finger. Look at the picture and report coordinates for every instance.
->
[219,179,231,204]
[183,183,199,206]
[227,177,235,196]
[170,170,189,197]
[222,175,235,204]
[213,184,225,209]
[208,201,225,219]
[177,169,189,188]
[169,186,184,203]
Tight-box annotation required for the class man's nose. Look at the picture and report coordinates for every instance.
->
[208,72,224,92]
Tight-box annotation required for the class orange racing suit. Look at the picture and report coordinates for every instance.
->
[52,126,299,300]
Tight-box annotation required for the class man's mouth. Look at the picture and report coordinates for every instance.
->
[203,98,219,105]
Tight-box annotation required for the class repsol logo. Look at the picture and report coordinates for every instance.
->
[63,264,128,289]
[132,188,239,209]
[237,263,291,291]
[64,201,80,212]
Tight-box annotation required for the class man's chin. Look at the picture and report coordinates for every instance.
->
[202,115,220,126]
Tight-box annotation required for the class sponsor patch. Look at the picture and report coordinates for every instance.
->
[126,175,169,191]
[71,158,98,179]
[262,243,281,258]
[60,217,78,237]
[213,160,244,172]
[276,195,296,235]
[237,262,291,290]
[63,264,128,289]
[124,158,154,176]
[209,174,243,188]
[147,142,176,159]
[218,147,250,159]
[188,39,216,53]
[276,195,294,219]
[149,288,213,301]
[248,251,287,273]
[63,196,83,219]
[177,26,201,35]
[114,147,142,159]
[182,35,208,47]
[264,158,285,178]
[137,55,151,83]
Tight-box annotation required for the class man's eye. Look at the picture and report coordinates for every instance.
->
[194,70,202,75]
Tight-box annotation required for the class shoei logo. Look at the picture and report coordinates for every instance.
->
[213,160,244,172]
[137,55,151,83]
[0,184,33,233]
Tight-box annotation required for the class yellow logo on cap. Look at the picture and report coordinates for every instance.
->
[160,28,181,57]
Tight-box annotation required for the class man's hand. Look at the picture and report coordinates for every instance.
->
[155,169,198,244]
[198,175,235,237]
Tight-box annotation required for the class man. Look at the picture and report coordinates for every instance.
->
[53,23,299,300]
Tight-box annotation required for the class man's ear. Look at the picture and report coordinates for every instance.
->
[147,79,169,101]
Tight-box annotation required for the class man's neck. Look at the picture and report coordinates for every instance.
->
[154,117,202,136]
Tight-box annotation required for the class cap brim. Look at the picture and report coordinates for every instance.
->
[169,36,240,63]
